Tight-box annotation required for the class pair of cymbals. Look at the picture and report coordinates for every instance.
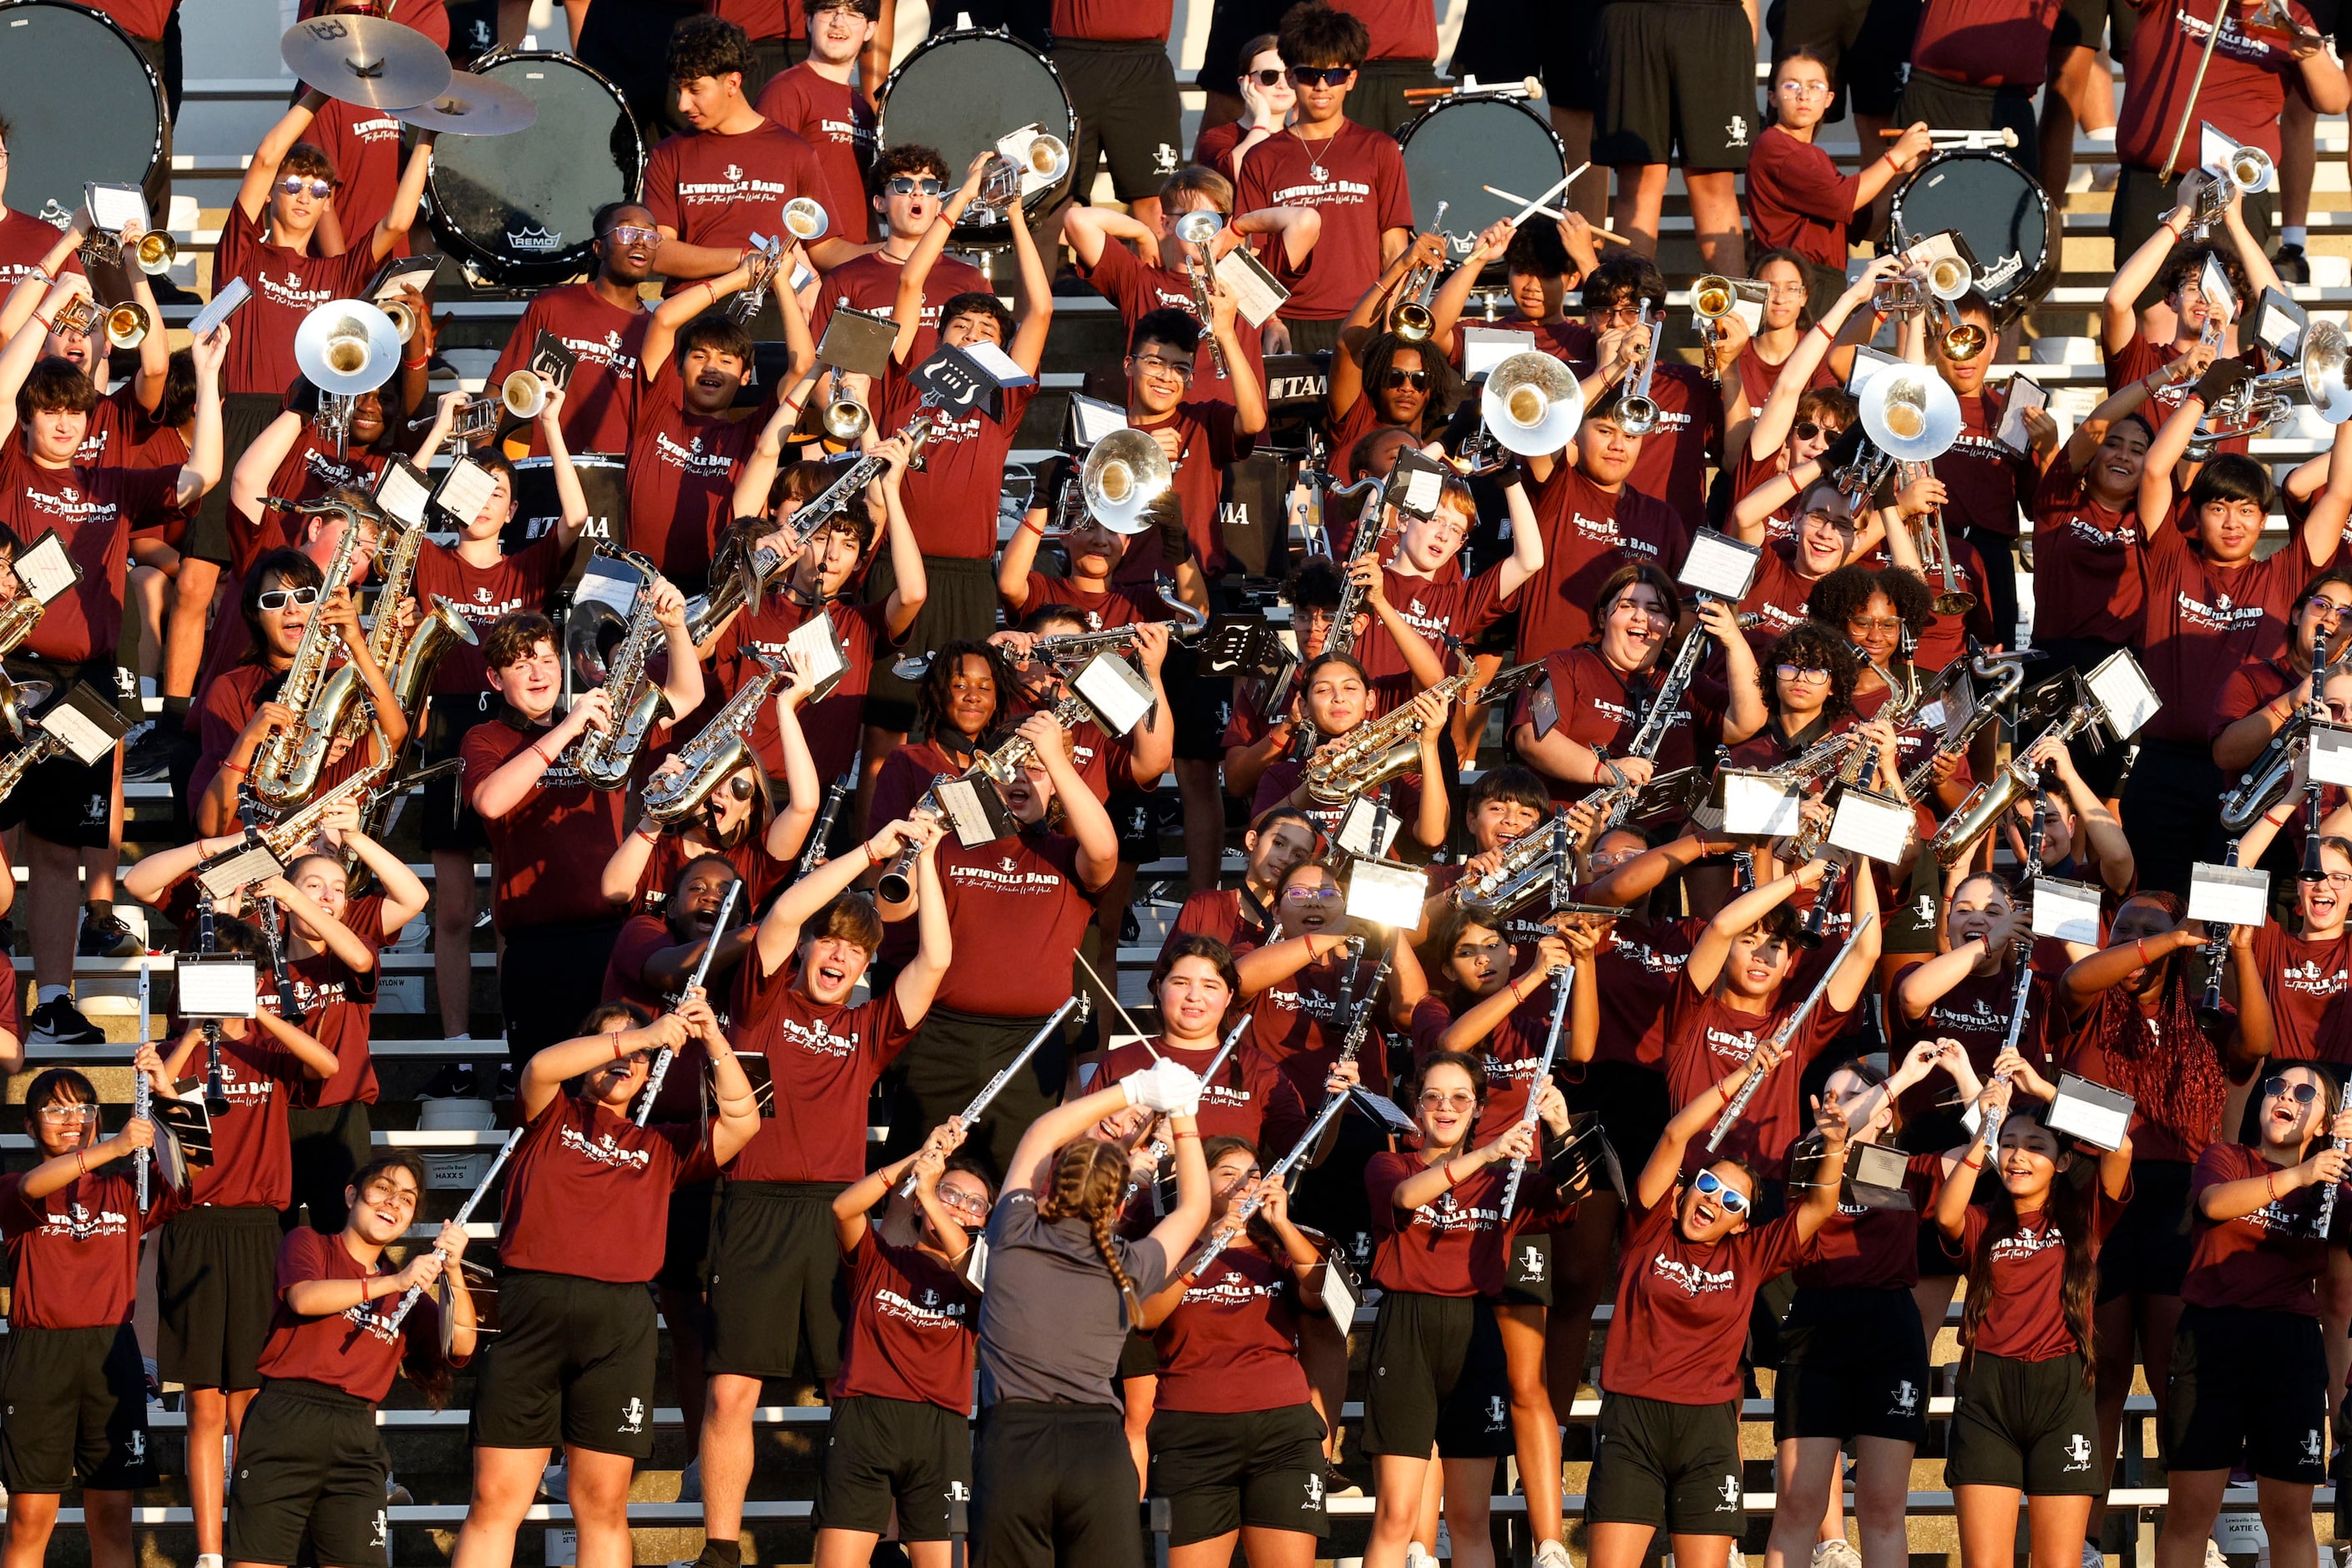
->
[279,15,536,133]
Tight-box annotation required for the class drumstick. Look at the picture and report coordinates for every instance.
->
[1479,183,1636,244]
[1402,76,1545,101]
[1485,172,1576,228]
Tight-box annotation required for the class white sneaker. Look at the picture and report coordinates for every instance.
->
[2084,1542,2105,1568]
[1535,1541,1575,1567]
[195,1557,224,1568]
[385,1471,412,1505]
[538,1462,567,1501]
[1813,1540,1864,1568]
[676,1456,701,1502]
[2207,1542,2229,1568]
[1732,1549,1750,1568]
[1404,1545,1435,1568]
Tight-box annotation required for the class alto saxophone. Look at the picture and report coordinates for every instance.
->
[1303,670,1476,804]
[0,730,68,807]
[0,593,50,742]
[573,547,672,791]
[642,649,788,824]
[253,759,393,860]
[246,503,370,811]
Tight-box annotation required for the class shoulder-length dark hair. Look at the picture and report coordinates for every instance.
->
[1958,1101,2098,1383]
[913,639,1013,746]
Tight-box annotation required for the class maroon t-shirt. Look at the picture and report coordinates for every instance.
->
[2117,0,2314,169]
[626,362,758,587]
[461,716,631,930]
[1164,886,1273,964]
[1733,341,1841,416]
[0,443,175,664]
[643,119,828,289]
[1615,362,1721,525]
[211,203,381,397]
[411,533,573,695]
[1194,119,1247,179]
[1054,0,1174,36]
[1367,1151,1559,1297]
[808,250,994,373]
[0,1167,178,1330]
[2245,923,2352,1064]
[1332,0,1439,56]
[753,65,880,245]
[1100,1034,1301,1149]
[727,956,914,1182]
[2030,451,2145,645]
[867,736,970,829]
[1795,1149,1944,1290]
[1662,971,1854,1181]
[1006,572,1173,630]
[835,1232,981,1411]
[0,210,81,296]
[1355,564,1507,707]
[1743,125,1859,271]
[296,0,447,46]
[601,911,673,1018]
[185,1030,307,1210]
[1947,1184,2122,1359]
[286,893,386,1109]
[1514,463,1692,663]
[235,432,386,583]
[1150,1245,1314,1414]
[1245,951,1394,1105]
[1738,538,1831,660]
[879,357,1037,561]
[495,1094,721,1282]
[485,284,652,457]
[1601,1196,1807,1403]
[1125,398,1257,578]
[2133,512,2313,745]
[2183,1141,2329,1313]
[1938,388,2035,542]
[1596,915,1703,1069]
[706,590,894,785]
[1893,966,2052,1109]
[255,1227,442,1402]
[313,99,407,251]
[1075,239,1264,406]
[927,830,1099,1016]
[1406,979,1566,1130]
[1910,0,2064,85]
[1514,643,1726,802]
[629,826,788,922]
[1234,122,1414,321]
[2213,654,2297,745]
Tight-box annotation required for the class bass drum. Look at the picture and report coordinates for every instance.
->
[1397,93,1566,241]
[877,27,1076,242]
[0,0,167,220]
[1890,149,2056,325]
[426,49,644,287]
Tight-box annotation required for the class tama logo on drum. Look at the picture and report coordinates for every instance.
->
[505,222,564,253]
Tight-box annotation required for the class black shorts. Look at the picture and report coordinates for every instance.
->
[1344,58,1448,139]
[658,1180,719,1295]
[1768,0,1919,119]
[1450,0,1602,112]
[1499,1227,1555,1308]
[816,1392,973,1540]
[1948,1350,2102,1495]
[1773,1286,1932,1445]
[1107,787,1162,865]
[703,1180,850,1381]
[2096,1158,2194,1302]
[1895,73,2038,165]
[1584,1061,1671,1177]
[286,1100,372,1235]
[2167,1303,2329,1481]
[1361,1289,1514,1459]
[157,1203,283,1392]
[1166,643,1232,764]
[225,1378,388,1566]
[0,658,120,848]
[498,918,626,1068]
[1595,1,1761,171]
[1586,1391,1746,1535]
[190,392,286,566]
[1119,1327,1161,1383]
[863,554,999,734]
[420,692,498,854]
[1195,0,1290,92]
[1148,1404,1330,1546]
[1052,39,1184,203]
[2050,0,2136,52]
[888,1004,1070,1183]
[469,1270,659,1458]
[0,1323,154,1495]
[971,1400,1141,1568]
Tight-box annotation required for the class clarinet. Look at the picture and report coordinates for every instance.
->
[1499,964,1574,1222]
[1794,858,1847,950]
[1980,935,2036,1154]
[2197,838,2240,1036]
[196,893,228,1115]
[255,897,300,1021]
[798,758,858,880]
[637,879,743,1125]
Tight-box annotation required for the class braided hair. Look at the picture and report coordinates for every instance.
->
[1035,1137,1140,1315]
[2075,892,2228,1148]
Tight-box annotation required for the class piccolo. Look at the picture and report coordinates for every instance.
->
[381,1125,526,1333]
[1500,964,1574,1222]
[635,878,742,1126]
[900,994,1084,1196]
[1706,911,1878,1152]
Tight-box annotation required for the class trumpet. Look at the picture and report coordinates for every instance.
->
[382,296,417,343]
[1925,252,1987,361]
[967,128,1070,225]
[781,196,828,245]
[2189,142,2276,240]
[1691,275,1764,383]
[450,370,549,441]
[80,227,176,275]
[1616,302,1662,436]
[726,231,787,325]
[1392,260,1440,341]
[822,378,870,443]
[1174,208,1229,377]
[2187,318,2352,461]
[49,296,149,349]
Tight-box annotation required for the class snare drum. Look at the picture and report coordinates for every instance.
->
[877,27,1076,240]
[425,50,644,286]
[1397,94,1567,240]
[0,0,166,220]
[1890,149,2056,325]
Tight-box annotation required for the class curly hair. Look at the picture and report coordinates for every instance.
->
[867,143,950,200]
[1763,622,1859,722]
[1036,1138,1141,1313]
[1806,564,1931,639]
[668,13,756,83]
[913,640,1012,743]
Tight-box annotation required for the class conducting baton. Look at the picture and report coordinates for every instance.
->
[1499,964,1574,1222]
[898,994,1082,1197]
[1705,912,1878,1152]
[380,1124,525,1332]
[636,879,742,1126]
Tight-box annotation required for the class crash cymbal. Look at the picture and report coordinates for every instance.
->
[394,70,539,134]
[280,13,452,111]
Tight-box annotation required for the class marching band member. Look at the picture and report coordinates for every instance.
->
[1732,250,1847,408]
[2028,375,2164,686]
[867,639,1012,830]
[1252,653,1452,847]
[1424,217,1600,368]
[1161,807,1321,960]
[1728,263,1885,542]
[751,0,884,245]
[1732,480,1885,651]
[1223,559,1370,803]
[451,999,757,1568]
[479,204,656,460]
[1348,469,1542,713]
[1326,240,1467,472]
[1890,874,2053,1148]
[1744,50,1931,311]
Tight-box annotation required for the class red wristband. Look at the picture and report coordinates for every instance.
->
[2135,938,2151,968]
[610,1029,627,1060]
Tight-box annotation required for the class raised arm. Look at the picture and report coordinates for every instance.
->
[891,153,992,366]
[1686,860,1822,992]
[753,816,926,974]
[2137,388,2204,532]
[172,324,230,511]
[2105,202,2195,357]
[239,89,328,225]
[1638,1037,1787,1209]
[2294,414,2352,567]
[367,131,438,261]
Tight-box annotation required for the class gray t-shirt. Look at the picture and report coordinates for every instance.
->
[975,1190,1171,1408]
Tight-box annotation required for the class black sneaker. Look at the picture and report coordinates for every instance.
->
[495,1062,519,1099]
[77,913,141,959]
[1120,908,1140,944]
[417,1063,478,1100]
[2276,242,2312,284]
[122,723,175,782]
[28,997,103,1046]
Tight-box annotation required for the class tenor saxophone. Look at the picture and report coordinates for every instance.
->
[246,506,370,810]
[574,548,673,791]
[642,649,788,824]
[306,519,431,765]
[1302,670,1477,804]
[0,594,49,743]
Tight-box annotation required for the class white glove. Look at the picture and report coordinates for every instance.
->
[1123,1059,1204,1117]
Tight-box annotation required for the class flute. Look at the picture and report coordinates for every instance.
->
[1100,1014,1253,1211]
[1189,1059,1355,1275]
[2317,1135,2348,1238]
[1706,912,1878,1152]
[636,878,743,1126]
[1500,964,1574,1222]
[380,1125,524,1332]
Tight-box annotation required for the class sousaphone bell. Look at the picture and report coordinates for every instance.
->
[294,301,401,397]
[1858,365,1962,462]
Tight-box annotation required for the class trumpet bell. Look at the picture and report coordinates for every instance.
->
[782,197,828,243]
[1480,351,1585,455]
[1392,301,1435,341]
[383,299,418,344]
[1942,322,1989,362]
[2300,318,2352,424]
[104,303,149,349]
[1173,209,1222,247]
[2228,145,2276,194]
[1691,275,1737,319]
[1081,428,1175,534]
[1859,366,1964,461]
[822,392,871,442]
[1926,254,1975,300]
[1025,133,1070,183]
[294,301,400,397]
[500,370,548,421]
[133,231,176,274]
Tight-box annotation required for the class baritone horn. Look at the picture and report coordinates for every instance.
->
[1080,428,1174,534]
[1480,351,1584,455]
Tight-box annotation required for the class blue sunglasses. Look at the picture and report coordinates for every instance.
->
[1692,1168,1751,1216]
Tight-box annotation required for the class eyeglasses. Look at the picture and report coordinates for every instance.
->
[1768,282,1810,299]
[1288,65,1353,85]
[2304,596,2352,619]
[1692,1168,1752,1215]
[1418,1090,1478,1110]
[2314,870,2352,888]
[1132,352,1194,382]
[1846,615,1902,634]
[886,176,944,196]
[1282,885,1341,902]
[277,176,334,199]
[257,585,321,610]
[2264,1076,2322,1104]
[1246,68,1287,85]
[1776,662,1831,682]
[604,224,660,247]
[1777,80,1834,98]
[1383,368,1429,391]
[33,1104,94,1123]
[1792,420,1842,443]
[937,1188,990,1220]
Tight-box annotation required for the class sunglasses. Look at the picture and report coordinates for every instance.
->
[886,176,944,196]
[605,224,660,247]
[1692,1168,1752,1216]
[257,585,321,610]
[1289,65,1353,85]
[1792,421,1842,443]
[1383,368,1429,391]
[2263,1076,2322,1104]
[725,776,755,801]
[277,176,334,199]
[1246,68,1287,85]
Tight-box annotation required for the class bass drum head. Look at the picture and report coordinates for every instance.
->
[0,0,166,220]
[1398,94,1566,242]
[878,28,1076,241]
[426,50,644,286]
[1890,149,2056,325]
